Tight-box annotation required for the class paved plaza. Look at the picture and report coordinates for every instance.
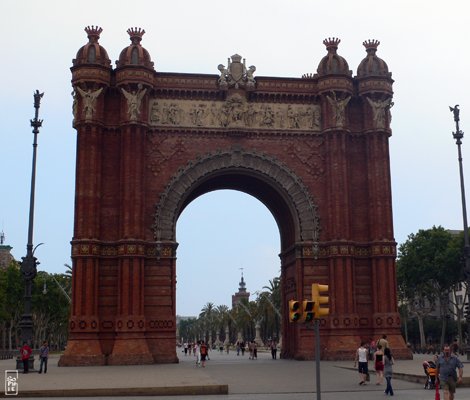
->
[2,349,470,399]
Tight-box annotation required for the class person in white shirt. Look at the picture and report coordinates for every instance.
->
[354,341,369,385]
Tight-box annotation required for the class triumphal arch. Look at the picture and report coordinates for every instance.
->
[59,26,409,366]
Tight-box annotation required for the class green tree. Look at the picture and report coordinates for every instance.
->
[0,262,23,350]
[397,226,462,349]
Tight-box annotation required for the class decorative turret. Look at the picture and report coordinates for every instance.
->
[73,26,111,68]
[71,26,112,125]
[115,27,154,107]
[316,38,352,77]
[357,40,391,78]
[356,39,394,129]
[116,27,154,69]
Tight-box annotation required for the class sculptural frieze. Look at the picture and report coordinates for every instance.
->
[149,97,321,132]
[218,54,256,90]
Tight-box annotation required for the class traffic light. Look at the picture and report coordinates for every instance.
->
[302,300,314,322]
[312,283,329,318]
[289,299,301,322]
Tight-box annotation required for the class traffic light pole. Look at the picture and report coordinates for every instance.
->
[314,319,321,400]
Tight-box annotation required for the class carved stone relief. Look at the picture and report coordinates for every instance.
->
[218,54,256,90]
[149,94,321,131]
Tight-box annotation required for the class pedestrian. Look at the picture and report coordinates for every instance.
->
[184,342,188,356]
[377,334,389,350]
[384,347,394,396]
[241,341,245,356]
[20,342,32,374]
[236,341,241,356]
[451,339,459,356]
[200,340,208,367]
[253,341,258,360]
[248,341,253,360]
[354,341,369,385]
[270,340,277,360]
[374,344,384,385]
[436,344,464,400]
[38,340,49,374]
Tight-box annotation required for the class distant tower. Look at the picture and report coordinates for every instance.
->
[232,268,250,308]
[0,231,14,269]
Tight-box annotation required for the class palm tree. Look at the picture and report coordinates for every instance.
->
[199,302,216,346]
[261,276,282,341]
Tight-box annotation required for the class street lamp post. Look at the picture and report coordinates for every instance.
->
[450,105,470,359]
[19,90,44,355]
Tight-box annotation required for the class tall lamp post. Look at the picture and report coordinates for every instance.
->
[19,90,44,353]
[450,105,470,358]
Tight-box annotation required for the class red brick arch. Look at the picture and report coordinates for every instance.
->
[59,29,411,366]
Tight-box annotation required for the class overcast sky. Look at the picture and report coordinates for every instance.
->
[1,0,469,316]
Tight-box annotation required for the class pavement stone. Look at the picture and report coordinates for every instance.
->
[1,349,469,398]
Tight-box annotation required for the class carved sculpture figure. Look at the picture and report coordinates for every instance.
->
[218,64,229,88]
[308,104,321,130]
[189,104,206,126]
[246,65,256,87]
[367,97,393,129]
[76,86,103,120]
[260,106,275,127]
[217,55,256,90]
[326,91,351,127]
[287,105,300,129]
[121,84,147,121]
[71,90,78,122]
[150,101,161,123]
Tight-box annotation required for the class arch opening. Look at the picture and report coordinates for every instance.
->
[153,149,321,252]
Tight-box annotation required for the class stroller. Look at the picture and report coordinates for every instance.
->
[423,360,437,389]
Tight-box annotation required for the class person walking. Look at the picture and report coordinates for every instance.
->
[200,341,208,368]
[20,342,32,374]
[384,347,394,396]
[437,344,464,400]
[374,344,384,385]
[270,340,277,360]
[377,334,389,350]
[38,340,49,374]
[253,341,258,360]
[354,341,369,385]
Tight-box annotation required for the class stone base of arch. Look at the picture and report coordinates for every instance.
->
[58,338,106,367]
[107,336,154,365]
[283,329,412,361]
